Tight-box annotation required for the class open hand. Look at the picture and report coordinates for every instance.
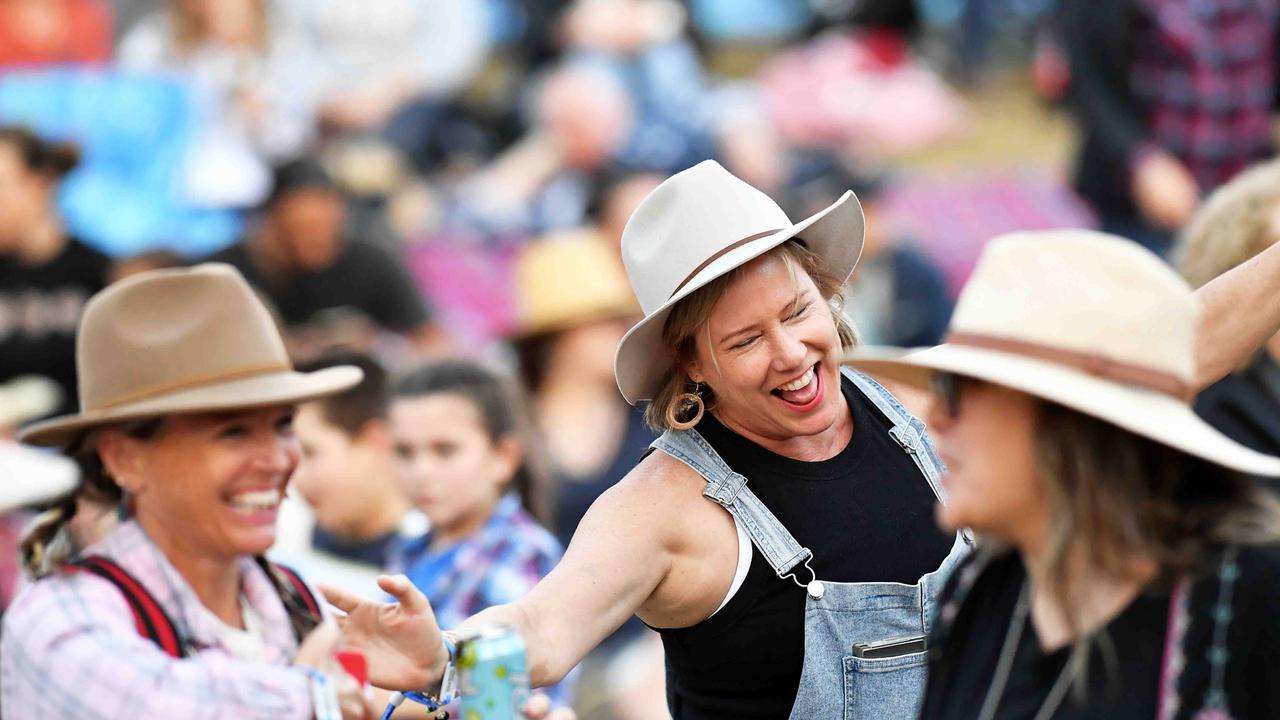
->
[321,575,447,691]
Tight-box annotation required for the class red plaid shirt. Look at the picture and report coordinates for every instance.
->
[1132,0,1280,190]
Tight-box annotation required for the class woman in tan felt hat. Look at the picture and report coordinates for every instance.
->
[849,230,1280,719]
[0,263,380,719]
[324,162,1280,719]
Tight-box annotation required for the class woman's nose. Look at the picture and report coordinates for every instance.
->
[771,327,807,370]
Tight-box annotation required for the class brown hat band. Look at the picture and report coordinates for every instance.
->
[95,362,293,411]
[669,229,784,299]
[946,332,1195,403]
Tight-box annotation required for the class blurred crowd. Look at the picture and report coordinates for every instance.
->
[4,0,1280,717]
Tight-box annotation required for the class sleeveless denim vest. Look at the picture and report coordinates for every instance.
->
[651,368,971,719]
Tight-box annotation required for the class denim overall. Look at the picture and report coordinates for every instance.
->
[651,368,971,719]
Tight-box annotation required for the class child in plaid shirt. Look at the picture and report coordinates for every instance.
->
[386,360,572,708]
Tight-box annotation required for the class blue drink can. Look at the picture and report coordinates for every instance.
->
[455,625,529,720]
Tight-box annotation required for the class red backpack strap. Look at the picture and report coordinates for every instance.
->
[66,556,185,658]
[271,561,322,617]
[255,558,322,641]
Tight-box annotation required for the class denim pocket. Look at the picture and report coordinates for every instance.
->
[842,651,928,720]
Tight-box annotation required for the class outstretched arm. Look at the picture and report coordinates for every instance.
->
[1193,239,1280,389]
[324,469,676,691]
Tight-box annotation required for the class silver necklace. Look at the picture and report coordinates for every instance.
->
[976,580,1076,720]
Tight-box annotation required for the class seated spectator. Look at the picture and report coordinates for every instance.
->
[0,0,112,68]
[275,351,424,598]
[830,169,953,347]
[509,230,644,548]
[207,157,449,360]
[0,127,111,418]
[274,0,491,137]
[117,0,316,208]
[1179,158,1280,460]
[388,359,572,707]
[593,170,664,257]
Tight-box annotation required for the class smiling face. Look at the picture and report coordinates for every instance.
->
[685,252,848,453]
[98,405,300,563]
[924,376,1047,544]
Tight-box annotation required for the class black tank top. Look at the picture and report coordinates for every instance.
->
[653,375,953,719]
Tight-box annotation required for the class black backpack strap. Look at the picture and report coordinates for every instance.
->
[67,556,186,658]
[256,558,322,641]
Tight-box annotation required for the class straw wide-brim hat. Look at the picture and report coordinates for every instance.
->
[510,228,640,338]
[20,263,362,448]
[614,160,865,404]
[847,229,1280,477]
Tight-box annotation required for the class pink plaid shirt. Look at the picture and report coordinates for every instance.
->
[1,520,321,719]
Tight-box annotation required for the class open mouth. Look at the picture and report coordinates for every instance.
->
[771,362,824,411]
[226,488,283,517]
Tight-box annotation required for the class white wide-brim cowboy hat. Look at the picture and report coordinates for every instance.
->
[847,229,1280,477]
[20,263,362,448]
[0,376,63,429]
[614,160,865,404]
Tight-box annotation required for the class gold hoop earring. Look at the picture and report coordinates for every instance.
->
[667,382,707,430]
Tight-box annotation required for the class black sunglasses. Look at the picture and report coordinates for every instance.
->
[928,371,970,419]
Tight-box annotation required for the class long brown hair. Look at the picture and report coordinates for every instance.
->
[21,419,163,579]
[1030,400,1280,693]
[645,239,858,431]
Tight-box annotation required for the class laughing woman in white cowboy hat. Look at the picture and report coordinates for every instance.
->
[0,264,380,719]
[325,162,1280,719]
[851,230,1280,719]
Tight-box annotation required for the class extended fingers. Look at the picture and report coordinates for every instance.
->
[377,574,432,616]
[319,583,363,615]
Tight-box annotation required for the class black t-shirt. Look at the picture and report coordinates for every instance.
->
[1195,352,1280,461]
[0,238,110,417]
[920,545,1280,720]
[656,374,954,719]
[208,240,431,333]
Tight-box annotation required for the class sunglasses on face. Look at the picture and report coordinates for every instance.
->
[928,371,974,419]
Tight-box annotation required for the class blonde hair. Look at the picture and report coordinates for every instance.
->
[1177,158,1280,289]
[645,240,858,431]
[1030,400,1280,695]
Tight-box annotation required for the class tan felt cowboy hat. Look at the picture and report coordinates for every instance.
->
[614,160,865,404]
[20,263,362,448]
[847,229,1280,477]
[510,228,640,338]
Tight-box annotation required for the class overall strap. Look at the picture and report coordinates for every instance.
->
[842,366,948,503]
[256,558,322,641]
[67,556,186,658]
[843,366,973,546]
[651,429,815,584]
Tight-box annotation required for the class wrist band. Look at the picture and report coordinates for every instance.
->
[300,667,341,720]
